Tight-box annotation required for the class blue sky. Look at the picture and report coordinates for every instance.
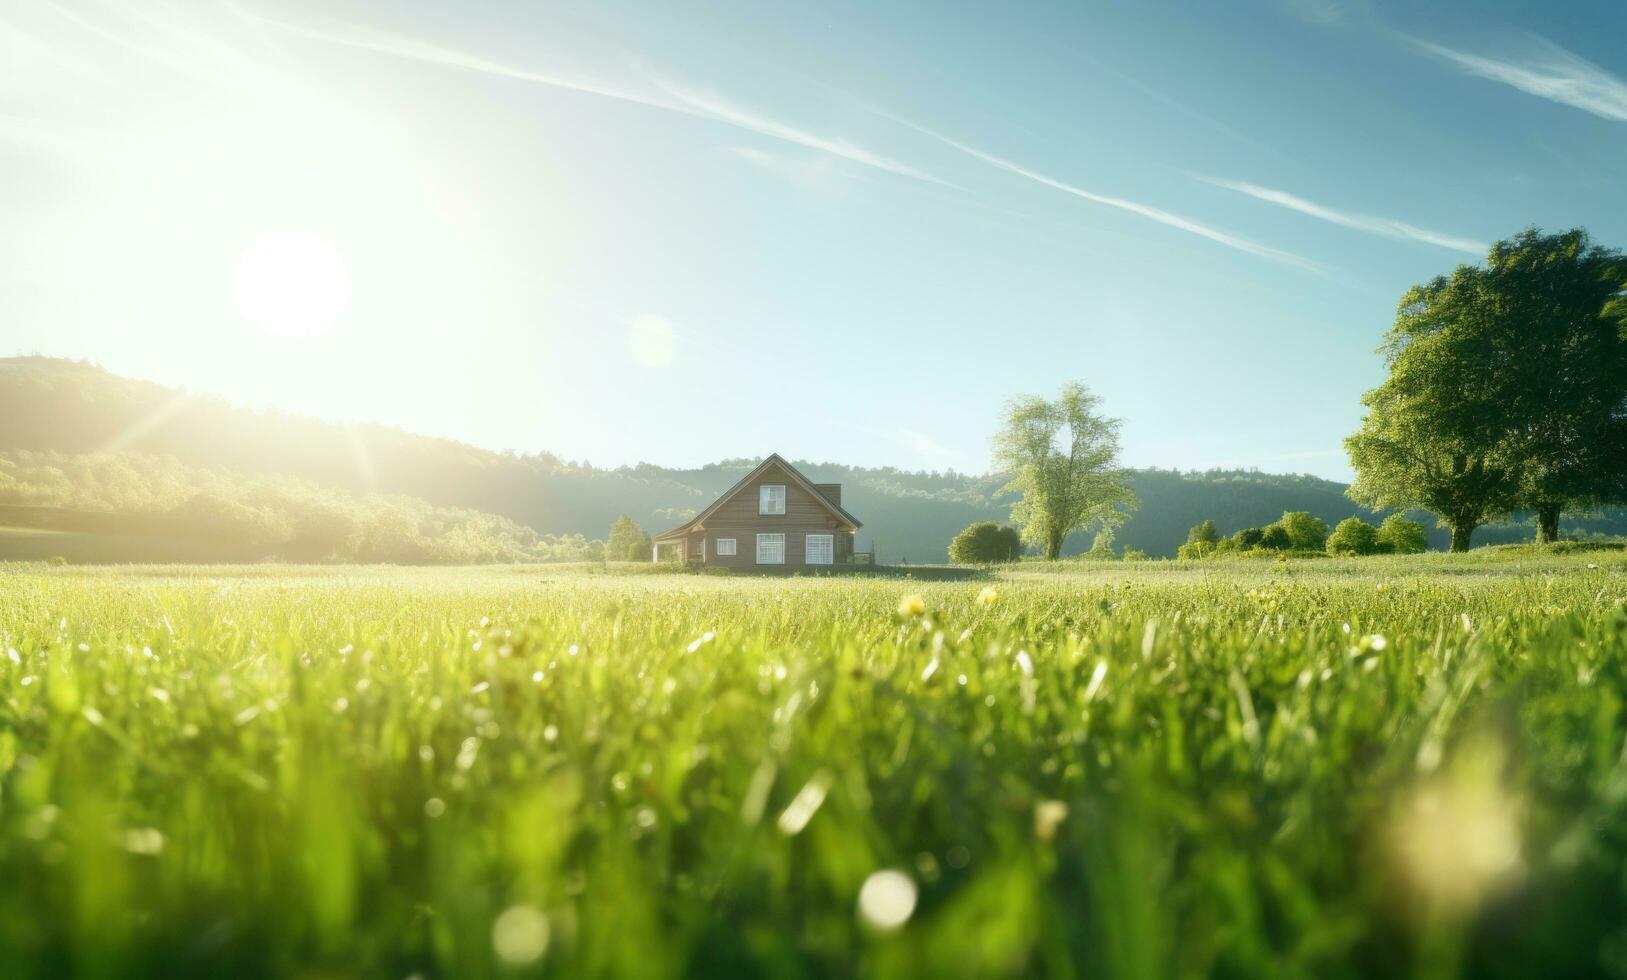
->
[3,0,1624,479]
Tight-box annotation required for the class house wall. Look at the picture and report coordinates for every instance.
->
[697,461,854,569]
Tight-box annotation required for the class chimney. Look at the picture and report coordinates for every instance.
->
[815,484,842,508]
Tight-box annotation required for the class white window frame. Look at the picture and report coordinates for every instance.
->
[756,533,785,565]
[805,533,833,566]
[759,484,786,515]
[714,537,737,556]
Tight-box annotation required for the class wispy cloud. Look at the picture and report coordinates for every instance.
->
[1409,33,1627,122]
[651,78,953,187]
[253,13,948,186]
[892,118,1324,272]
[1196,176,1486,254]
[730,146,850,190]
[252,14,689,113]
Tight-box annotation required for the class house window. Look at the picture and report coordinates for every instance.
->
[759,484,786,515]
[756,533,785,564]
[805,534,833,565]
[715,538,737,556]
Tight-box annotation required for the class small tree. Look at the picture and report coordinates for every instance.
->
[1178,519,1220,559]
[1279,512,1329,551]
[1258,523,1292,550]
[1085,528,1118,561]
[1376,514,1428,554]
[1326,517,1380,556]
[948,522,1023,564]
[1187,519,1220,548]
[994,382,1137,559]
[606,515,652,561]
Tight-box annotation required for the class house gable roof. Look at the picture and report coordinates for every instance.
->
[652,454,862,541]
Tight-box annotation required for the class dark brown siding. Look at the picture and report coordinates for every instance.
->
[698,461,850,569]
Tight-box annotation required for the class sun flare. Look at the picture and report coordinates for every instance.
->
[235,232,351,338]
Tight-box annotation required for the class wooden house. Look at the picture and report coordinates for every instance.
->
[651,454,862,568]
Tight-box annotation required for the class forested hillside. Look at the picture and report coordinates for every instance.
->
[0,450,597,563]
[4,357,1620,560]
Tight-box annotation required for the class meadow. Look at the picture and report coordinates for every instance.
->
[1,549,1625,978]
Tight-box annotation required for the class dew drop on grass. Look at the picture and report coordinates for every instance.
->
[857,869,917,932]
[491,905,550,965]
[119,828,164,855]
[777,770,832,835]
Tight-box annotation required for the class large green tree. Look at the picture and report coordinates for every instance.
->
[1483,230,1627,542]
[994,382,1137,559]
[1347,241,1527,551]
[1348,229,1627,549]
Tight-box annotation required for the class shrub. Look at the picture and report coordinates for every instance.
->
[1232,527,1265,550]
[948,522,1022,564]
[1258,524,1292,550]
[1377,514,1428,554]
[1279,512,1330,551]
[1327,517,1380,556]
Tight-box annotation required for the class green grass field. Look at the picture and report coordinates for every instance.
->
[2,550,1625,977]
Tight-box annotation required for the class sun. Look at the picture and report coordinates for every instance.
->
[235,232,351,337]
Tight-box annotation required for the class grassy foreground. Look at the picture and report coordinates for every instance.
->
[1,551,1625,977]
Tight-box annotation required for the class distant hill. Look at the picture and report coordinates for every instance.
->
[3,356,1621,560]
[0,449,599,564]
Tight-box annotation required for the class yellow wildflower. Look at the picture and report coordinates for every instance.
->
[977,585,999,607]
[897,594,926,617]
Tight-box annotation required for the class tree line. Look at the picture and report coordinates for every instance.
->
[7,356,1623,561]
[954,227,1624,562]
[1174,512,1427,559]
